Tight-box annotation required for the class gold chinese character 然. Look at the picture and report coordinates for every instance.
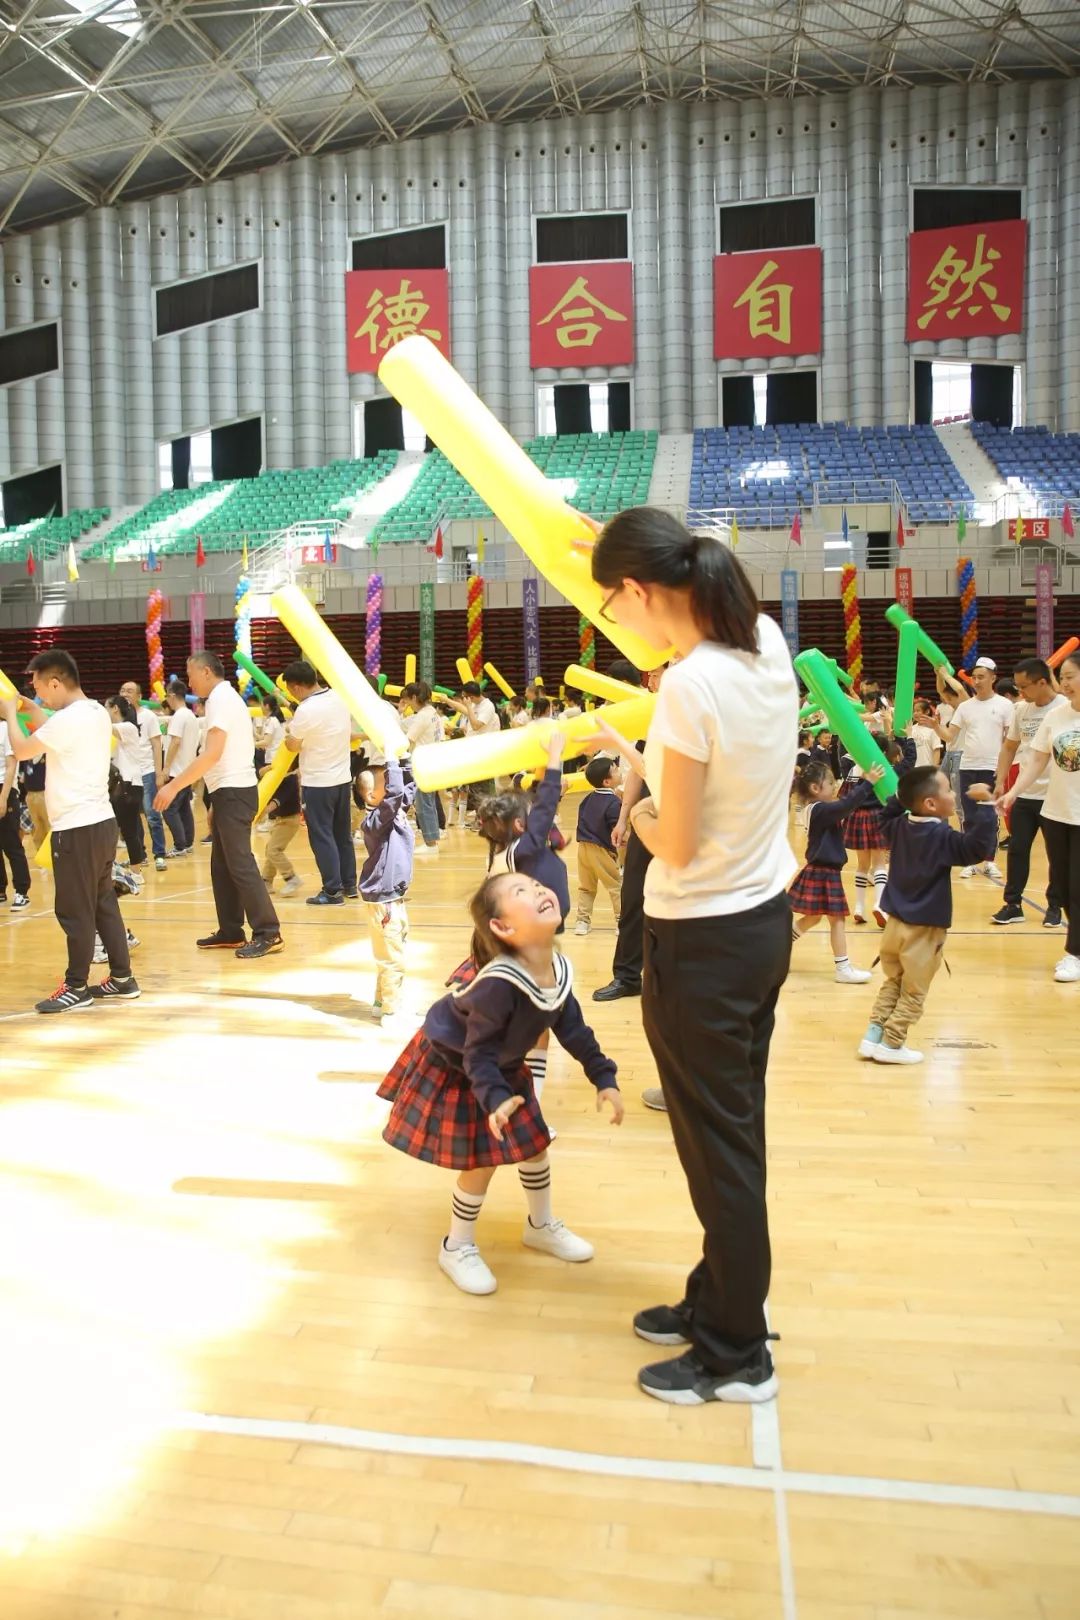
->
[537,275,627,349]
[732,259,793,344]
[916,234,1012,332]
[354,278,442,353]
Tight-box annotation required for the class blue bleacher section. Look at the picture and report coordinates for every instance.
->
[971,424,1080,510]
[689,424,974,528]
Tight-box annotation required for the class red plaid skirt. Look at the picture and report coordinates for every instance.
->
[788,862,848,917]
[842,803,887,851]
[377,1029,553,1169]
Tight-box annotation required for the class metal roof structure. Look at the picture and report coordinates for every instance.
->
[0,0,1078,234]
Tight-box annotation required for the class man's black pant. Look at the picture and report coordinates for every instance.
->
[209,786,280,941]
[958,768,996,843]
[1004,795,1064,910]
[52,817,129,987]
[610,826,652,989]
[0,791,31,898]
[641,893,792,1375]
[1041,816,1080,956]
[302,782,357,896]
[163,784,195,851]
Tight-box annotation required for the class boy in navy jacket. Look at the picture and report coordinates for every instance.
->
[859,764,997,1067]
[358,755,416,1028]
[574,754,623,936]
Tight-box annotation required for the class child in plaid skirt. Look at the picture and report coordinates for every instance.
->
[378,870,624,1296]
[790,759,885,984]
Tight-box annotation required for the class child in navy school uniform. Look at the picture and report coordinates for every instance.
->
[358,754,416,1029]
[573,753,624,936]
[857,765,997,1067]
[789,759,885,983]
[476,731,570,923]
[378,870,624,1296]
[841,727,918,927]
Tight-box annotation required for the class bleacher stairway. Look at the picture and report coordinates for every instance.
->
[647,434,694,509]
[933,423,1008,524]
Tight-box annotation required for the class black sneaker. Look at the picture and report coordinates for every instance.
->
[235,935,284,959]
[1044,908,1064,929]
[991,903,1025,925]
[11,893,30,913]
[633,1302,693,1346]
[342,887,359,899]
[35,982,94,1015]
[197,931,247,949]
[592,978,642,1002]
[90,975,141,1001]
[638,1347,778,1406]
[306,891,344,907]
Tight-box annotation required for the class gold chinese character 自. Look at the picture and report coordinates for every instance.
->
[537,275,627,349]
[916,234,1012,332]
[354,278,442,353]
[733,259,793,344]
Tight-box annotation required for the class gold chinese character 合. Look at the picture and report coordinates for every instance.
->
[354,277,442,353]
[916,233,1012,332]
[732,259,793,344]
[537,275,627,349]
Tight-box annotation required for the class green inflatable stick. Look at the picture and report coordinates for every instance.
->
[891,619,920,736]
[793,647,897,804]
[799,700,824,723]
[233,648,281,702]
[884,604,954,677]
[824,656,855,690]
[433,684,456,698]
[376,673,388,695]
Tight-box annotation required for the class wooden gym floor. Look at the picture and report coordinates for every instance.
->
[0,798,1076,1620]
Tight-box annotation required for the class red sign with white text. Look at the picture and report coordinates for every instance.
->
[1008,517,1050,540]
[714,247,822,359]
[895,568,913,614]
[529,262,634,369]
[906,219,1025,341]
[345,269,450,373]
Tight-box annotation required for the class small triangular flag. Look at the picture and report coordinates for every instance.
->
[896,507,905,551]
[730,514,739,549]
[26,547,35,578]
[195,533,206,568]
[957,509,967,544]
[841,507,849,542]
[790,510,802,546]
[477,527,485,566]
[1062,501,1075,539]
[1015,514,1025,545]
[109,545,117,573]
[242,536,249,570]
[433,522,443,560]
[323,528,334,563]
[66,542,79,582]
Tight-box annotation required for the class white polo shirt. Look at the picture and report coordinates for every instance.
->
[287,688,353,788]
[203,679,258,793]
[166,705,201,778]
[33,699,114,832]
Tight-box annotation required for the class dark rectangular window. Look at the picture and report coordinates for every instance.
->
[719,199,815,254]
[3,462,63,526]
[352,225,446,271]
[156,263,259,338]
[536,214,628,263]
[0,321,59,387]
[912,189,1022,233]
[765,370,819,425]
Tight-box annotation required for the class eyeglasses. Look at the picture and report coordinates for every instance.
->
[597,585,623,624]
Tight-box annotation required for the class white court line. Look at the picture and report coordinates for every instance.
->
[752,1308,797,1620]
[176,1412,1080,1520]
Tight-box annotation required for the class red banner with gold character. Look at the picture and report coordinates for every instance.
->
[713,247,822,360]
[906,219,1025,342]
[529,262,634,369]
[345,269,450,373]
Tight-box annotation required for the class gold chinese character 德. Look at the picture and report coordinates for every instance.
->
[916,233,1012,332]
[537,275,627,349]
[733,259,793,345]
[354,278,442,353]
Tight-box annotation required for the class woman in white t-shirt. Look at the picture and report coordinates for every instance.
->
[585,508,797,1407]
[1000,651,1080,982]
[257,696,286,768]
[107,694,148,867]
[401,680,445,850]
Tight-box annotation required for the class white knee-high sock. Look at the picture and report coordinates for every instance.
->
[872,867,888,907]
[854,872,870,915]
[525,1047,548,1099]
[447,1185,486,1251]
[519,1153,553,1229]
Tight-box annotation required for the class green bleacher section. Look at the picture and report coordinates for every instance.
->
[83,454,399,561]
[0,507,110,564]
[371,431,658,543]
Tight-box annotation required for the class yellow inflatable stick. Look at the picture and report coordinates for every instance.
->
[564,663,641,704]
[521,769,589,793]
[483,662,515,699]
[412,693,655,792]
[455,657,475,686]
[255,744,298,822]
[152,679,166,703]
[378,336,669,671]
[404,653,417,685]
[270,584,410,759]
[383,683,404,699]
[0,667,20,702]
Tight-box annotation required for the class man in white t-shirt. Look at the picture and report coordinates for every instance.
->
[120,679,167,871]
[161,681,200,857]
[283,659,358,904]
[1,648,137,1011]
[945,656,1013,877]
[990,657,1066,927]
[155,651,281,958]
[446,681,501,820]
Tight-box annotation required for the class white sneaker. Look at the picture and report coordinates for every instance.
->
[982,862,1003,880]
[871,1043,924,1065]
[281,875,303,896]
[155,856,167,872]
[11,893,30,913]
[414,844,439,858]
[573,920,591,936]
[438,1240,497,1295]
[522,1218,594,1263]
[857,1026,883,1059]
[959,866,976,879]
[92,936,108,965]
[126,930,140,949]
[380,1011,405,1030]
[834,962,872,984]
[1053,954,1080,983]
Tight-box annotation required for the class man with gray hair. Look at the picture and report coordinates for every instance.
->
[155,651,282,958]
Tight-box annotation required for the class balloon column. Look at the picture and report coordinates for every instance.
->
[145,589,164,693]
[466,574,484,677]
[840,564,863,687]
[578,612,595,669]
[234,573,254,696]
[365,572,383,676]
[957,557,978,670]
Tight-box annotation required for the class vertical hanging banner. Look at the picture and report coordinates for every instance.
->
[714,247,823,359]
[529,262,634,368]
[419,582,436,684]
[345,270,450,373]
[780,570,800,661]
[522,577,541,682]
[906,219,1026,341]
[189,592,205,653]
[894,567,914,615]
[1034,563,1055,660]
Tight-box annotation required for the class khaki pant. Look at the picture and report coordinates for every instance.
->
[25,790,49,853]
[870,918,947,1049]
[260,815,301,881]
[366,898,409,1014]
[577,841,622,924]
